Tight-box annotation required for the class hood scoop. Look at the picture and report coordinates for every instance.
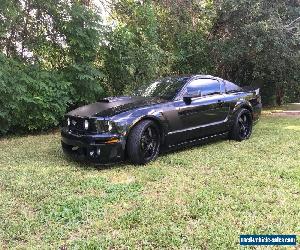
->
[98,96,133,103]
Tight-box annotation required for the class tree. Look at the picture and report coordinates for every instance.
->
[210,0,300,105]
[0,0,106,134]
[104,0,162,94]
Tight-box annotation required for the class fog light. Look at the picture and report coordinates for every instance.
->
[89,150,94,157]
[96,148,101,156]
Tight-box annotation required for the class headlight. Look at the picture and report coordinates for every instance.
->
[84,120,89,130]
[67,118,70,126]
[96,120,115,133]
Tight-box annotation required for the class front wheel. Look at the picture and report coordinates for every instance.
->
[230,108,253,141]
[127,120,160,165]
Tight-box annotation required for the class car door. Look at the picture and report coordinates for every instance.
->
[170,78,230,143]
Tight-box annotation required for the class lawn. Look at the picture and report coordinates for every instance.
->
[0,116,299,249]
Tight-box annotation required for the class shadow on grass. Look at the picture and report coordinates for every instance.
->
[161,133,229,157]
[2,132,228,171]
[58,150,130,171]
[57,133,229,170]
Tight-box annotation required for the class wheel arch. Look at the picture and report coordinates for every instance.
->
[230,104,254,141]
[233,102,254,118]
[123,115,167,159]
[123,116,165,161]
[128,116,166,143]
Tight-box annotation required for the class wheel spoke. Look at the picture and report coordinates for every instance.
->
[148,127,152,137]
[238,113,251,138]
[242,114,247,122]
[140,125,159,160]
[240,124,245,135]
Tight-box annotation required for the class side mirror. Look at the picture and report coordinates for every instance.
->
[183,95,192,105]
[183,91,201,104]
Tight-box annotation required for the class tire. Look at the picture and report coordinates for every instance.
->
[230,108,253,141]
[127,120,161,165]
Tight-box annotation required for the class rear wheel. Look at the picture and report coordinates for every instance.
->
[127,120,160,165]
[230,108,253,141]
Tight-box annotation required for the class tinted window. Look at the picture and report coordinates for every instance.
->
[224,80,241,93]
[133,77,188,100]
[186,79,220,96]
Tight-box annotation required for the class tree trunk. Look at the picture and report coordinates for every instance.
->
[276,87,284,106]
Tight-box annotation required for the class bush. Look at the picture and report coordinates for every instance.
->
[0,55,71,135]
[104,0,163,95]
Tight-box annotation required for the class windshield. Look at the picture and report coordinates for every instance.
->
[133,77,187,100]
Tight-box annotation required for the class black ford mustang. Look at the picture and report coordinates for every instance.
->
[61,75,262,164]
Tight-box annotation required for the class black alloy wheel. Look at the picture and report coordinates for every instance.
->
[230,108,253,141]
[127,120,161,164]
[238,113,251,139]
[140,126,159,162]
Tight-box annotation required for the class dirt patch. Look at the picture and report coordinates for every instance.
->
[270,111,300,117]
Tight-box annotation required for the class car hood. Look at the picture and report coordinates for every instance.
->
[67,96,167,118]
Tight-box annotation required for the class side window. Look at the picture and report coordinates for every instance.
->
[186,79,221,97]
[224,80,241,93]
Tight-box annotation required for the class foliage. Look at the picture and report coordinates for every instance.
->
[60,2,106,104]
[0,54,70,135]
[154,0,215,75]
[106,0,299,104]
[104,0,162,94]
[210,0,300,105]
[0,0,105,134]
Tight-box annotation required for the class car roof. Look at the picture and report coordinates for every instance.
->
[189,74,223,80]
[166,74,223,82]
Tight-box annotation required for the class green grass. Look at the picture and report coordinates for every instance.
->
[0,116,299,249]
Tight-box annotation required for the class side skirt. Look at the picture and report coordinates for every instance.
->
[166,131,229,150]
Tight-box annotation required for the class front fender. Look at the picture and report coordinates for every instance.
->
[127,113,169,143]
[112,111,169,143]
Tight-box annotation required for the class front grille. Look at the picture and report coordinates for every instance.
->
[69,116,85,131]
[66,116,97,134]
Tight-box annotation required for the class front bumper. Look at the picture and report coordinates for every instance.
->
[61,129,126,164]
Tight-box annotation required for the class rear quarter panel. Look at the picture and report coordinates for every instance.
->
[225,91,261,124]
